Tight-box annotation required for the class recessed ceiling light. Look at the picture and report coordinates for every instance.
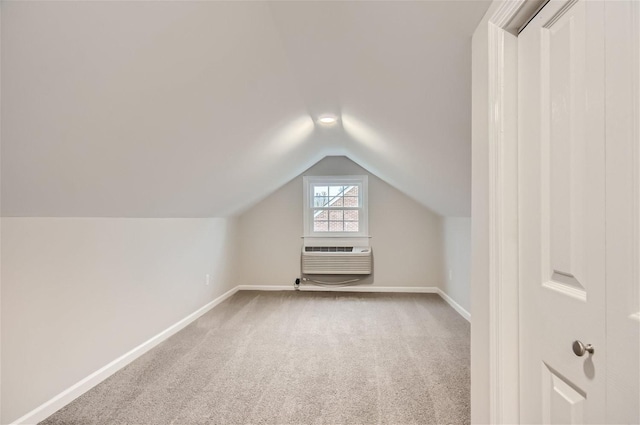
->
[318,114,338,125]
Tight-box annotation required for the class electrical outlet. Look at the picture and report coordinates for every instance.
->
[206,274,210,285]
[448,269,452,281]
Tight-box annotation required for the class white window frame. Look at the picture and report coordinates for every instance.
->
[303,175,369,238]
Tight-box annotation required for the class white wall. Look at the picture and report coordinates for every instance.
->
[442,217,471,314]
[0,217,239,424]
[237,156,444,288]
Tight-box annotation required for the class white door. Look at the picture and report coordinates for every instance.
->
[519,0,640,423]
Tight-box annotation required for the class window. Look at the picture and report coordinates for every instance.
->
[303,175,368,237]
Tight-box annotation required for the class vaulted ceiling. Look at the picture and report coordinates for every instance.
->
[1,1,490,217]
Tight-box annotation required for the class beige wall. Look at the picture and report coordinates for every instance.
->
[237,156,445,288]
[1,217,239,423]
[443,217,471,313]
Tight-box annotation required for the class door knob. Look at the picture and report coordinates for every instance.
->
[572,340,594,357]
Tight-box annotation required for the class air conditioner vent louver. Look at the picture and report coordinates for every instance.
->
[301,246,372,275]
[305,246,354,252]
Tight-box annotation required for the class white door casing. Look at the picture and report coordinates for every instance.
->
[604,1,640,423]
[519,0,607,423]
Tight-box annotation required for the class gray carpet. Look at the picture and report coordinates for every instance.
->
[40,290,470,425]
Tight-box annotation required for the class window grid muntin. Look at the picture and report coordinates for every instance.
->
[303,175,368,237]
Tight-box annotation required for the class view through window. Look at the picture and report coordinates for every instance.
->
[303,176,368,237]
[313,185,360,232]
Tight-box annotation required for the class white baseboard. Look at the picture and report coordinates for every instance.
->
[236,285,293,291]
[238,285,469,321]
[11,286,239,425]
[298,285,439,293]
[437,289,471,322]
[237,284,439,293]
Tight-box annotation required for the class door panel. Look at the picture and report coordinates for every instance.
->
[542,363,586,425]
[519,0,606,423]
[545,0,588,300]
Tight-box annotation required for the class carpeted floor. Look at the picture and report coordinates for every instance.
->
[40,290,470,425]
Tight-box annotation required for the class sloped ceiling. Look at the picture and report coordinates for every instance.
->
[1,0,490,217]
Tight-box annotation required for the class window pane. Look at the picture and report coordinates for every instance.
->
[329,210,343,221]
[345,186,358,196]
[329,221,344,232]
[344,210,359,221]
[345,222,359,232]
[306,177,365,236]
[314,186,328,197]
[344,196,359,207]
[329,185,347,196]
[314,209,328,220]
[314,221,328,232]
[314,196,328,207]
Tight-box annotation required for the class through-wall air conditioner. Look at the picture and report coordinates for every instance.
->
[301,246,372,275]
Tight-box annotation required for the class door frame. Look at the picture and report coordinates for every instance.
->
[482,1,544,422]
